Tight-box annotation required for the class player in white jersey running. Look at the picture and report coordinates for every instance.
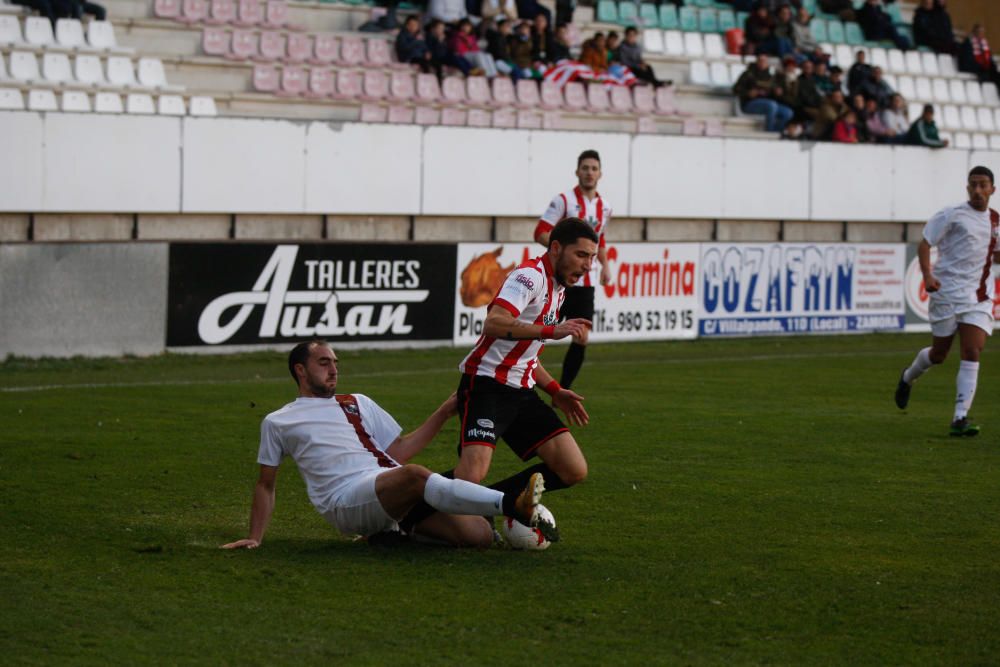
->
[221,340,552,550]
[895,166,1000,436]
[534,149,613,390]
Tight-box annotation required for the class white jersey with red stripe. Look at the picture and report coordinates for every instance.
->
[923,202,1000,307]
[257,395,402,513]
[459,253,565,389]
[536,185,612,287]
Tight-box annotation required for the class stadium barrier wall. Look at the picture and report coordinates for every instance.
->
[2,111,1000,223]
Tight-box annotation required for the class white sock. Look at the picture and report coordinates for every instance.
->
[903,347,934,385]
[423,473,504,517]
[954,360,980,420]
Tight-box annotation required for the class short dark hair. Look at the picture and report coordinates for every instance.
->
[549,217,599,249]
[577,149,600,168]
[625,26,638,34]
[970,166,995,185]
[922,103,934,115]
[288,339,328,382]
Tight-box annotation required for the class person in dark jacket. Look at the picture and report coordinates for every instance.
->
[733,54,795,132]
[847,50,873,96]
[530,12,555,65]
[550,23,572,62]
[912,0,955,55]
[906,104,949,148]
[396,15,432,72]
[856,0,911,51]
[958,24,1000,89]
[618,27,664,87]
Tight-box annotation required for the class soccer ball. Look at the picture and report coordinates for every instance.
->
[501,504,555,551]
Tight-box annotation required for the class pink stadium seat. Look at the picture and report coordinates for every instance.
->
[360,103,387,122]
[441,76,465,105]
[180,0,209,24]
[586,84,609,112]
[338,35,364,67]
[262,0,288,28]
[467,108,491,127]
[609,85,632,113]
[202,27,229,55]
[539,80,563,110]
[388,105,414,123]
[154,0,181,19]
[654,85,687,116]
[490,77,516,107]
[206,0,236,24]
[275,64,305,96]
[311,34,338,65]
[333,69,361,99]
[234,0,262,26]
[227,29,258,60]
[252,63,278,92]
[636,116,656,133]
[415,105,440,125]
[513,79,539,108]
[416,73,441,103]
[441,107,467,126]
[563,82,587,111]
[542,111,560,130]
[388,70,414,102]
[285,33,311,63]
[704,118,723,136]
[632,85,654,114]
[467,76,492,107]
[517,110,542,129]
[365,38,392,68]
[257,30,285,61]
[682,118,704,135]
[361,69,388,101]
[305,67,333,97]
[492,107,516,128]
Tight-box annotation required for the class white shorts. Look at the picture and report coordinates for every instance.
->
[928,298,995,337]
[321,471,397,537]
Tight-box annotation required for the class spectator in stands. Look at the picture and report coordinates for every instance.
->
[913,0,955,55]
[580,32,609,74]
[782,119,806,140]
[881,93,910,136]
[906,103,949,148]
[551,23,572,62]
[864,97,899,142]
[68,0,105,21]
[959,24,1000,89]
[856,0,911,51]
[847,50,872,96]
[858,66,893,108]
[812,88,848,139]
[532,13,555,65]
[514,0,551,26]
[619,27,664,87]
[428,0,468,24]
[791,7,821,60]
[849,93,871,142]
[733,54,795,132]
[774,55,800,110]
[832,110,860,143]
[396,15,433,72]
[555,0,573,29]
[818,0,854,22]
[606,31,621,63]
[772,5,797,56]
[481,0,518,22]
[487,16,518,77]
[509,20,540,78]
[794,58,824,121]
[450,18,496,76]
[9,0,70,27]
[813,59,832,93]
[745,4,793,58]
[426,19,473,77]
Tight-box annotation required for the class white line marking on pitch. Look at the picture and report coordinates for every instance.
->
[0,349,910,394]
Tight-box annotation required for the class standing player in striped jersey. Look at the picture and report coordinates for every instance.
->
[895,166,1000,436]
[534,149,612,390]
[452,218,599,532]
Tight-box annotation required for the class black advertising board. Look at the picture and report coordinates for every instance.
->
[167,243,456,347]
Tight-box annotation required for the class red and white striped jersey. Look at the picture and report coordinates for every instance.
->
[535,185,611,287]
[459,253,565,389]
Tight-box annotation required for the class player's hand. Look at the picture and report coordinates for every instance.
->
[221,538,260,550]
[924,275,941,293]
[600,264,612,286]
[553,318,592,340]
[553,389,589,426]
[439,392,459,418]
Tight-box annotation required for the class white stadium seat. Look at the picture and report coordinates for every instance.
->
[976,106,995,132]
[904,50,923,75]
[682,32,704,58]
[125,92,155,114]
[87,21,132,54]
[883,73,897,91]
[709,61,730,87]
[688,60,711,86]
[938,53,957,77]
[0,14,24,47]
[932,78,949,103]
[189,95,217,115]
[61,90,91,111]
[9,50,41,83]
[73,54,106,86]
[960,106,978,131]
[990,134,1000,150]
[953,132,971,149]
[157,93,186,115]
[663,30,684,57]
[704,33,725,59]
[920,51,939,76]
[994,108,1000,131]
[137,57,183,91]
[907,102,924,123]
[106,56,140,88]
[869,47,888,71]
[887,49,905,74]
[834,44,853,69]
[972,133,989,150]
[966,80,983,106]
[897,75,915,100]
[42,52,73,84]
[55,18,88,50]
[948,78,966,104]
[729,62,745,86]
[27,88,57,110]
[0,87,24,109]
[643,29,663,54]
[915,77,932,102]
[94,91,122,112]
[983,82,1000,106]
[942,104,961,130]
[23,16,56,48]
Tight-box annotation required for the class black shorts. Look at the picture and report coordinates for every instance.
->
[561,285,595,321]
[456,374,568,460]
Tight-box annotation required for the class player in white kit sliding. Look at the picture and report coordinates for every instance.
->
[895,166,1000,436]
[221,340,549,550]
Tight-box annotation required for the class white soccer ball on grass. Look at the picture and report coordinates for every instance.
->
[501,504,555,551]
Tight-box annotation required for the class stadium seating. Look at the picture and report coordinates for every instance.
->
[61,89,90,112]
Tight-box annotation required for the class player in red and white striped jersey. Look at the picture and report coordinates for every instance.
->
[895,166,1000,436]
[452,218,598,524]
[533,149,612,389]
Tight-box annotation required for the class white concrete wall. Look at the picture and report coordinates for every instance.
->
[2,111,1000,222]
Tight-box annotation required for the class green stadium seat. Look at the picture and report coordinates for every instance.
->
[802,0,817,13]
[736,11,748,27]
[827,19,845,43]
[640,3,658,27]
[697,8,717,33]
[810,17,828,42]
[690,0,712,7]
[597,0,617,23]
[845,21,864,46]
[717,9,735,32]
[897,24,913,43]
[618,1,638,25]
[659,4,678,29]
[678,6,697,31]
[885,2,903,25]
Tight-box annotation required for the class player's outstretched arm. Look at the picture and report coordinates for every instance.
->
[917,239,941,292]
[598,246,611,286]
[221,465,277,549]
[386,393,457,463]
[484,305,590,341]
[534,363,590,426]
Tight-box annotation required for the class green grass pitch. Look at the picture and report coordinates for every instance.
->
[3,334,1000,665]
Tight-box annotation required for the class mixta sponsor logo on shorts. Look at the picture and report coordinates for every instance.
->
[167,243,457,347]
